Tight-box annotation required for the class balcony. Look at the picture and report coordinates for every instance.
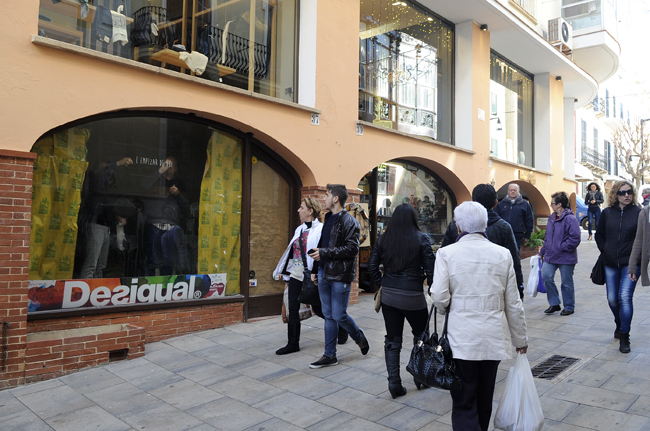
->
[581,145,608,173]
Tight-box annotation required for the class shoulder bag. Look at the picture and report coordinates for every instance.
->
[590,254,606,285]
[297,231,321,305]
[406,306,462,391]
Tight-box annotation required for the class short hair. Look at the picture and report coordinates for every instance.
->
[607,181,637,207]
[326,184,348,205]
[551,191,569,209]
[508,183,520,192]
[454,201,488,234]
[302,197,323,222]
[472,184,497,210]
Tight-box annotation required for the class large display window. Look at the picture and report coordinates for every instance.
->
[37,0,297,101]
[489,51,534,167]
[359,0,454,144]
[28,115,298,316]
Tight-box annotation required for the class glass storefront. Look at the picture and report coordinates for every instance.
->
[37,0,297,101]
[489,51,534,167]
[359,0,454,144]
[357,161,455,292]
[27,114,297,315]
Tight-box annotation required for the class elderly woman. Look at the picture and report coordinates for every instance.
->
[430,201,527,431]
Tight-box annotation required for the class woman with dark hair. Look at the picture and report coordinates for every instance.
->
[596,180,641,353]
[540,191,581,316]
[585,182,604,240]
[368,204,435,398]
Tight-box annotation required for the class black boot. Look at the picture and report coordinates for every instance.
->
[619,333,631,353]
[614,320,621,339]
[338,325,349,345]
[385,336,407,399]
[276,322,300,355]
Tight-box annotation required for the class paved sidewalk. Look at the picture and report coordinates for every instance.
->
[3,231,650,431]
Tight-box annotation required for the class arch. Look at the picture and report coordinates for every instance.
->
[497,181,549,218]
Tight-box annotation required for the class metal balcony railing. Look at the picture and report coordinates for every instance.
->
[581,145,608,171]
[197,26,269,79]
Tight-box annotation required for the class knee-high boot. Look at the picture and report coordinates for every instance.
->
[276,322,300,355]
[385,336,407,399]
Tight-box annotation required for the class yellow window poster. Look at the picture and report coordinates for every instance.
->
[197,131,242,295]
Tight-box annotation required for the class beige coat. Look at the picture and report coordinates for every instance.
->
[430,234,528,361]
[629,205,650,286]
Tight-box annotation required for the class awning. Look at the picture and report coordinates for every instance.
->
[574,163,595,182]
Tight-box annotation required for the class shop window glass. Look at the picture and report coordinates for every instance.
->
[489,51,534,167]
[28,116,242,312]
[37,0,297,102]
[359,0,454,144]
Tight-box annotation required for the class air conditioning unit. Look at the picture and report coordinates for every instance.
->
[548,17,573,53]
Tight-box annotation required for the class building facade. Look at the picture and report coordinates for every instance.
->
[0,0,614,388]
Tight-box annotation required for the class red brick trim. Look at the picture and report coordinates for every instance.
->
[0,150,37,160]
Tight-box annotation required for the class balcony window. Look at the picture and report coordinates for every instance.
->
[37,0,297,102]
[581,120,587,146]
[593,127,598,150]
[606,89,610,117]
[593,95,599,112]
[613,96,616,118]
[489,52,534,166]
[359,0,454,144]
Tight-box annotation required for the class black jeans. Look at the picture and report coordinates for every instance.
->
[381,303,428,342]
[287,277,323,324]
[450,359,500,431]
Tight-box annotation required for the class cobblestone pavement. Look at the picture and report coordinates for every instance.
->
[3,230,650,430]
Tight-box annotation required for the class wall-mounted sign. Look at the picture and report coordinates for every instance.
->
[536,217,548,226]
[518,170,536,185]
[27,274,227,313]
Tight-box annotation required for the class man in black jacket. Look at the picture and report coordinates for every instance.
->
[495,183,534,249]
[442,184,524,298]
[308,184,370,368]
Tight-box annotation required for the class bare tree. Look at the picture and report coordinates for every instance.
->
[611,120,650,190]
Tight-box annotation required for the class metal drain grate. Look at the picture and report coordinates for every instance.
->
[108,349,128,362]
[531,355,580,380]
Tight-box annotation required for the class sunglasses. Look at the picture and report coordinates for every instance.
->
[617,189,633,196]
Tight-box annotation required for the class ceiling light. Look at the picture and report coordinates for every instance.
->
[480,24,488,31]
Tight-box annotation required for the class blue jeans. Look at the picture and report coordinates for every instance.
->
[588,208,601,235]
[318,268,361,357]
[604,265,639,333]
[542,263,575,312]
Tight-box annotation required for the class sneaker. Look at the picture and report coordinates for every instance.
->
[310,355,338,369]
[356,329,370,355]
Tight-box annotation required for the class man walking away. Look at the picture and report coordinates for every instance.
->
[308,184,370,368]
[495,183,534,250]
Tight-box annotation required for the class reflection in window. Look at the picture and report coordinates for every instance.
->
[562,0,602,32]
[37,0,297,102]
[359,0,454,143]
[489,52,534,167]
[29,117,242,296]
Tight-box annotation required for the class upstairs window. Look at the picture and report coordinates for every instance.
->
[37,0,298,102]
[581,120,587,146]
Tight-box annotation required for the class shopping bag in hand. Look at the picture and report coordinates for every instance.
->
[537,260,546,294]
[526,256,540,298]
[494,353,544,431]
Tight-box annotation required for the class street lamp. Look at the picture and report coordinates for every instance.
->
[642,119,650,186]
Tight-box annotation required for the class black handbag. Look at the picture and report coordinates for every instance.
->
[590,254,606,285]
[297,232,321,305]
[406,306,462,391]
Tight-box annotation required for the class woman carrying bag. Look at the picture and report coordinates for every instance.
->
[272,198,348,355]
[596,181,641,353]
[368,204,435,399]
[430,202,527,431]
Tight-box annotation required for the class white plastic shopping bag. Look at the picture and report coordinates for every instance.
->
[526,255,540,298]
[494,353,544,431]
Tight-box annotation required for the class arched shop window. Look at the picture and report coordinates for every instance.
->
[357,161,455,292]
[27,115,296,315]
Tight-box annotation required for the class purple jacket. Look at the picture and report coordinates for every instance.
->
[540,208,581,265]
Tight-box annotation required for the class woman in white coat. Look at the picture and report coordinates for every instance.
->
[430,201,528,431]
[272,198,348,354]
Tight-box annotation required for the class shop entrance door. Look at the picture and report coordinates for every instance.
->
[246,153,297,318]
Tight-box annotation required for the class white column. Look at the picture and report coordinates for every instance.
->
[564,97,576,179]
[534,73,551,172]
[454,21,474,151]
[297,0,317,107]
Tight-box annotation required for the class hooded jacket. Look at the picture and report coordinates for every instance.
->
[495,194,534,239]
[595,203,641,268]
[539,207,581,265]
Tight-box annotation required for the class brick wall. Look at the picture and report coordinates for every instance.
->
[24,324,145,384]
[300,186,362,305]
[0,150,37,389]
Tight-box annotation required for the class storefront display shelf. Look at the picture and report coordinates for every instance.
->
[40,0,133,24]
[150,49,236,77]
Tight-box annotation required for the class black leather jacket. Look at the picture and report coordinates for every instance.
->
[442,210,524,297]
[319,210,360,282]
[368,231,434,291]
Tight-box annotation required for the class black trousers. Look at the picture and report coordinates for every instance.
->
[450,359,500,431]
[381,303,428,342]
[287,277,323,324]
